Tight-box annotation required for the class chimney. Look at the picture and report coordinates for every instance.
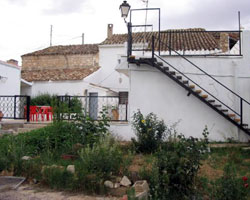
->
[6,59,18,66]
[107,24,113,38]
[219,33,229,53]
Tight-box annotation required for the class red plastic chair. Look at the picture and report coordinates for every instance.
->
[40,106,53,121]
[29,106,39,121]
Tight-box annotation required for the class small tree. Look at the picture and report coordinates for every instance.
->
[131,110,167,153]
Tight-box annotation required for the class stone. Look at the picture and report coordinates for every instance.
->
[136,191,148,200]
[21,156,32,161]
[32,179,38,184]
[114,182,120,188]
[133,180,149,200]
[120,176,131,187]
[104,180,114,188]
[133,180,149,193]
[66,165,75,174]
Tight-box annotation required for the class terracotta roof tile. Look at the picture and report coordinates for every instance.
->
[101,28,238,51]
[22,44,99,57]
[21,67,99,82]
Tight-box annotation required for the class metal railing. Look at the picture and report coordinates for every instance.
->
[56,95,128,122]
[151,35,250,126]
[0,95,30,121]
[128,30,242,57]
[0,95,128,122]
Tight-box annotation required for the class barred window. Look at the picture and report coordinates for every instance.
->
[119,92,128,104]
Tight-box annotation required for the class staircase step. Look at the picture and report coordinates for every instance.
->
[189,85,195,89]
[214,104,222,108]
[201,94,208,98]
[195,90,202,94]
[208,100,215,103]
[235,118,241,123]
[176,76,182,80]
[221,109,228,112]
[157,62,163,66]
[163,67,169,71]
[183,80,189,84]
[169,71,176,75]
[228,114,236,118]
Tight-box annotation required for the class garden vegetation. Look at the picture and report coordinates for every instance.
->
[0,109,249,199]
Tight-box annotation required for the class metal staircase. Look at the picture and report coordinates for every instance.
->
[128,36,250,136]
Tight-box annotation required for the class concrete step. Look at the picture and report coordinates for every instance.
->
[17,128,37,133]
[23,123,48,129]
[1,122,24,131]
[0,129,16,136]
[18,123,49,133]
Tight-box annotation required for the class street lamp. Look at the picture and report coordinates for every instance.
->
[119,1,130,20]
[119,1,132,58]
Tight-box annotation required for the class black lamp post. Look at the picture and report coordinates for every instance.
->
[119,1,132,58]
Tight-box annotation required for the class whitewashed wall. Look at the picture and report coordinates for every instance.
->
[126,31,250,141]
[85,44,129,93]
[22,80,110,97]
[0,61,21,95]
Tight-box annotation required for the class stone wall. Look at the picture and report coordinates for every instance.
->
[22,53,99,70]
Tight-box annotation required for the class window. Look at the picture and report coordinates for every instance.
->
[119,92,128,104]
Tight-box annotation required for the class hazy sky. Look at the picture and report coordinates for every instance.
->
[0,0,250,64]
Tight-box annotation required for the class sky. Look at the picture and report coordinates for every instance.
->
[0,0,250,64]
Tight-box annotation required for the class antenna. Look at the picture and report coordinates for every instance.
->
[50,25,53,46]
[143,0,149,55]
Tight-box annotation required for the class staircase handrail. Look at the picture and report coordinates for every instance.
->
[155,36,250,107]
[154,54,240,116]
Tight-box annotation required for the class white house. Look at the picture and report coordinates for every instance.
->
[0,60,21,95]
[99,28,250,142]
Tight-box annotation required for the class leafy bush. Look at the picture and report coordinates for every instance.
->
[211,164,249,200]
[140,126,209,200]
[78,136,124,179]
[42,167,74,190]
[73,109,110,145]
[131,110,167,153]
[30,93,56,106]
[30,94,83,118]
[0,111,110,175]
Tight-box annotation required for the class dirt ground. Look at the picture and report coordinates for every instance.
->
[0,185,119,200]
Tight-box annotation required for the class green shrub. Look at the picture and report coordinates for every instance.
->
[73,109,110,145]
[31,93,56,106]
[131,110,167,153]
[42,167,74,190]
[0,110,110,177]
[140,126,209,200]
[211,164,249,200]
[78,136,124,179]
[30,94,83,119]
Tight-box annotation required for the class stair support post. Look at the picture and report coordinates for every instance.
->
[127,22,132,59]
[240,98,243,125]
[152,35,155,61]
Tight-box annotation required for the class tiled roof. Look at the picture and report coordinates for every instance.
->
[22,44,99,57]
[21,67,99,82]
[101,28,236,51]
